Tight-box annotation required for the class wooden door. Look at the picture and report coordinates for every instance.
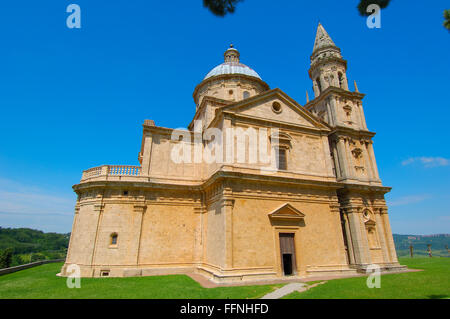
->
[279,233,296,275]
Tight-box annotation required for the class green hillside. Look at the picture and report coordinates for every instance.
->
[394,234,450,257]
[0,227,70,267]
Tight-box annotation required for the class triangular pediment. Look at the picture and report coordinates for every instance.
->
[268,203,305,221]
[220,89,329,131]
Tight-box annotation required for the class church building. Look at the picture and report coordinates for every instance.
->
[61,24,405,282]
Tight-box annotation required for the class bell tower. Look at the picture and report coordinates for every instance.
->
[305,23,380,185]
[305,24,403,272]
[309,22,349,97]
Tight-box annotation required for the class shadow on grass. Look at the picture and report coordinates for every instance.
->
[427,294,448,299]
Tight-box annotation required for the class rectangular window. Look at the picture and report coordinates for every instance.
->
[277,148,287,170]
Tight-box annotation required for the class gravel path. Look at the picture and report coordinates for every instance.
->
[260,283,307,299]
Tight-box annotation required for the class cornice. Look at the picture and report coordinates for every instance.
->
[308,57,348,77]
[192,73,270,105]
[142,123,202,139]
[337,184,392,195]
[188,96,232,130]
[305,86,365,110]
[330,126,376,139]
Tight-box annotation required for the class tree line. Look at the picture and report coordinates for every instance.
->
[0,227,70,268]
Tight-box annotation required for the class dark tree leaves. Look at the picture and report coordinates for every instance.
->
[0,248,14,269]
[444,9,450,31]
[203,0,244,17]
[357,0,391,16]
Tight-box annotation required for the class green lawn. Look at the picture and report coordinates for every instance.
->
[0,263,282,299]
[0,258,448,299]
[283,257,450,299]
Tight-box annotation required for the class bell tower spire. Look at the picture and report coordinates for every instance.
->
[309,23,349,98]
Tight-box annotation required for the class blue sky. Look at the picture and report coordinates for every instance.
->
[0,1,449,234]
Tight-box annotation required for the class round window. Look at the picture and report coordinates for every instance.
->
[363,210,370,221]
[272,102,282,113]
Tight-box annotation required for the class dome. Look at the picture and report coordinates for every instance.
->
[203,45,262,80]
[204,62,261,80]
[193,45,270,107]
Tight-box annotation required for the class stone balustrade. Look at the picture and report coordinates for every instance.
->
[81,165,142,182]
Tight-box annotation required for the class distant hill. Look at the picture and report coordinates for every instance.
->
[0,227,70,267]
[393,234,450,257]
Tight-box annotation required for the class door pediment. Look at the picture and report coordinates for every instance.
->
[268,203,305,221]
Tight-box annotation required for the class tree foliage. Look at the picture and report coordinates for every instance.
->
[202,1,392,17]
[0,227,70,267]
[0,248,14,268]
[203,0,243,17]
[357,0,391,16]
[444,10,450,30]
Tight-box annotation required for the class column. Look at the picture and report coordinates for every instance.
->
[221,197,235,270]
[326,99,335,126]
[91,202,105,266]
[358,102,368,130]
[313,81,320,98]
[342,73,349,90]
[375,211,390,263]
[134,204,147,265]
[367,141,380,180]
[336,137,349,179]
[332,142,341,178]
[65,203,80,263]
[346,208,370,265]
[361,141,374,180]
[142,132,153,175]
[344,138,355,179]
[381,208,399,263]
[329,96,339,125]
[343,212,356,264]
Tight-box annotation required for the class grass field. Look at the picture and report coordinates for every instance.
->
[283,257,449,299]
[0,263,282,299]
[0,257,448,299]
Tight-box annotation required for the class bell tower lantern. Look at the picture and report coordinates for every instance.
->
[309,23,349,97]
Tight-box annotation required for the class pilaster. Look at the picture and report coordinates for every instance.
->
[345,207,370,265]
[374,211,390,263]
[142,132,153,175]
[134,203,147,265]
[367,141,380,181]
[91,202,105,266]
[380,208,398,263]
[221,197,235,269]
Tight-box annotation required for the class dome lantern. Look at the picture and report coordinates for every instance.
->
[224,44,240,63]
[193,45,270,107]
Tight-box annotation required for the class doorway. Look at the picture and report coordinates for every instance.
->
[279,233,296,276]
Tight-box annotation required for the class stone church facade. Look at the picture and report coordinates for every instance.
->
[61,24,405,282]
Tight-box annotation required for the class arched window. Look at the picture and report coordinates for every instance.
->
[110,233,118,246]
[338,72,344,88]
[316,77,322,93]
[243,91,250,99]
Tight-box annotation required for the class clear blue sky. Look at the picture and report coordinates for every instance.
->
[0,1,449,234]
